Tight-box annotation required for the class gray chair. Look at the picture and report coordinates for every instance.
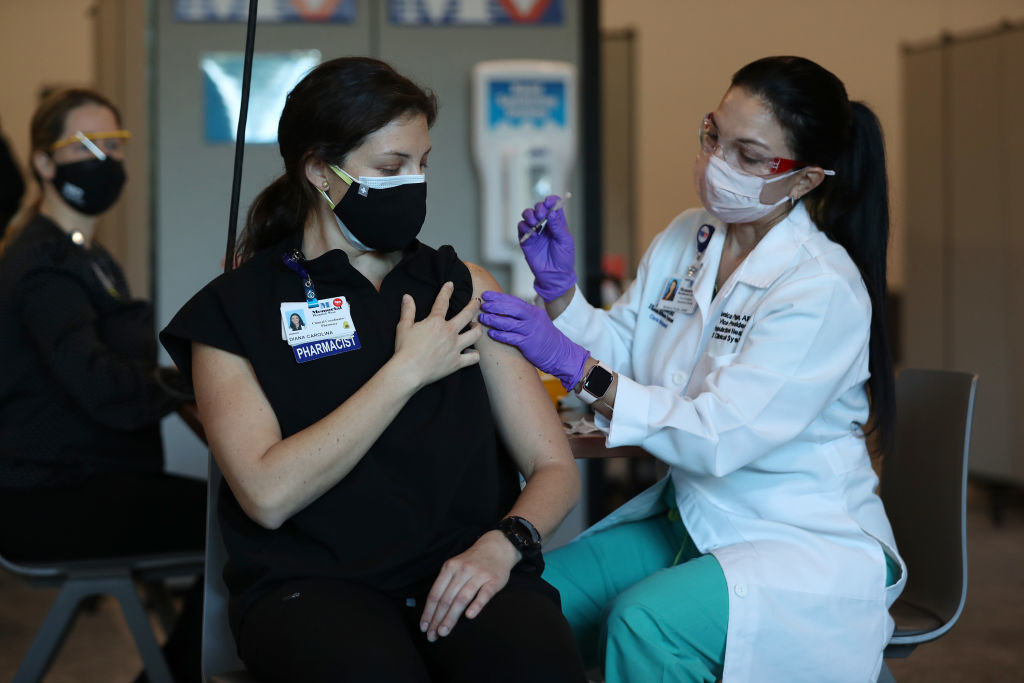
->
[203,458,259,683]
[1,546,203,683]
[878,368,978,678]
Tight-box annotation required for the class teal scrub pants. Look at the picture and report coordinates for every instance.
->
[542,484,729,683]
[544,486,902,683]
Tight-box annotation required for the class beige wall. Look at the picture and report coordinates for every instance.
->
[0,0,150,296]
[0,0,96,177]
[600,0,1024,289]
[5,1,1024,293]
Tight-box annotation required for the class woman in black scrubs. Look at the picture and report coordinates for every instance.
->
[0,88,205,682]
[161,57,585,682]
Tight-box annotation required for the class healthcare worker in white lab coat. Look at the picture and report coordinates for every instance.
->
[479,55,906,682]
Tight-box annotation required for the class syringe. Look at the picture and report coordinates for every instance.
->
[519,192,572,245]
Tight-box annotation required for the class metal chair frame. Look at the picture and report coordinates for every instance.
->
[878,368,979,680]
[2,549,203,683]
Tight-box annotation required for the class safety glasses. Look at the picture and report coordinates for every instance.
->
[699,113,804,176]
[50,129,132,160]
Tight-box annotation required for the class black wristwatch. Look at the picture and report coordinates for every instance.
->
[577,360,614,405]
[497,516,542,565]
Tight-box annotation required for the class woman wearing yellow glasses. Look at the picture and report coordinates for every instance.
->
[0,89,204,682]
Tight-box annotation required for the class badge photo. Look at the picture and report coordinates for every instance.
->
[654,274,696,314]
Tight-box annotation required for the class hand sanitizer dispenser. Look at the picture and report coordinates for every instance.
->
[472,60,577,300]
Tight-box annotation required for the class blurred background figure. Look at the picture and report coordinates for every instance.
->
[0,116,25,237]
[0,88,204,683]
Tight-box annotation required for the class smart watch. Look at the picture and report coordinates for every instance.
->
[497,516,542,563]
[577,360,614,406]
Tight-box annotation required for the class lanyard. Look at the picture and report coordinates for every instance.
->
[69,231,122,299]
[89,261,121,299]
[686,224,716,279]
[282,249,318,309]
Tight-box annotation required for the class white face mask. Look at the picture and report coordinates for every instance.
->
[695,152,799,224]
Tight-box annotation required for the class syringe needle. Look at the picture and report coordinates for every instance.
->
[519,192,572,245]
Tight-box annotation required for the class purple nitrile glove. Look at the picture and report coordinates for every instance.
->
[518,195,577,302]
[478,290,588,391]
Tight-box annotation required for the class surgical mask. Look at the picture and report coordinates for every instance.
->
[318,164,426,253]
[695,151,799,224]
[52,157,126,216]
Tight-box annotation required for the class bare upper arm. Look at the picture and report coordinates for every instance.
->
[464,262,572,475]
[191,342,283,513]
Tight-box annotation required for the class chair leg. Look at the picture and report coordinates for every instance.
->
[106,577,175,683]
[13,580,90,683]
[141,579,177,637]
[877,661,897,683]
[13,573,175,683]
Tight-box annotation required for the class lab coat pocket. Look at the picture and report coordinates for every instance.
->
[706,350,739,377]
[692,350,738,395]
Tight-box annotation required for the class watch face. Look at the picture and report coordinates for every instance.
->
[584,366,613,397]
[501,516,541,552]
[512,519,540,545]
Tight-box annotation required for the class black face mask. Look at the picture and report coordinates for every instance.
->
[52,157,126,216]
[331,176,427,253]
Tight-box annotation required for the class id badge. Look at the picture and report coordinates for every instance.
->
[654,274,698,315]
[280,297,361,363]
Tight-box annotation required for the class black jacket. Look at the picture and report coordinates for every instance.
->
[0,215,176,488]
[0,133,24,237]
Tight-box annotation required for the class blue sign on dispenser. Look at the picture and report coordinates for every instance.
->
[488,81,566,129]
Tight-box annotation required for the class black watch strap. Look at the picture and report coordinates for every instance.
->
[497,515,542,559]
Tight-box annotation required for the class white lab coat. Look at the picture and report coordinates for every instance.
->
[554,204,906,682]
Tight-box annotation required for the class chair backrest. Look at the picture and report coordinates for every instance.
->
[201,456,247,678]
[0,548,62,580]
[879,368,978,638]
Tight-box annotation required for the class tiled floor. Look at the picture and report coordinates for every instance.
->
[1,483,1022,682]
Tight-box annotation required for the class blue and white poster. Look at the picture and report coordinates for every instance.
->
[390,0,563,25]
[202,50,321,143]
[488,80,565,129]
[176,0,356,23]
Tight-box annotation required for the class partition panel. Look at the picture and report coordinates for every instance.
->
[901,47,945,371]
[999,29,1024,484]
[903,25,1024,485]
[947,38,1010,480]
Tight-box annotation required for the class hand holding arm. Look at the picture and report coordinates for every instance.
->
[478,290,589,391]
[392,282,484,386]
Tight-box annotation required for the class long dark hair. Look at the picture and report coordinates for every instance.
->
[0,88,121,255]
[731,56,895,454]
[238,57,438,260]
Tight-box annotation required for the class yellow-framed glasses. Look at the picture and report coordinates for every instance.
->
[50,130,132,159]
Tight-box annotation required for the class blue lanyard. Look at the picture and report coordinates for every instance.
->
[282,250,318,309]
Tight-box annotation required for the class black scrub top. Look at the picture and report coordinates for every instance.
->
[161,235,520,634]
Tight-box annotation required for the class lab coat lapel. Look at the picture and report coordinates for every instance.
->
[732,202,816,291]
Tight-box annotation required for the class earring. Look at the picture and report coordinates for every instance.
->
[789,196,796,209]
[321,180,329,190]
